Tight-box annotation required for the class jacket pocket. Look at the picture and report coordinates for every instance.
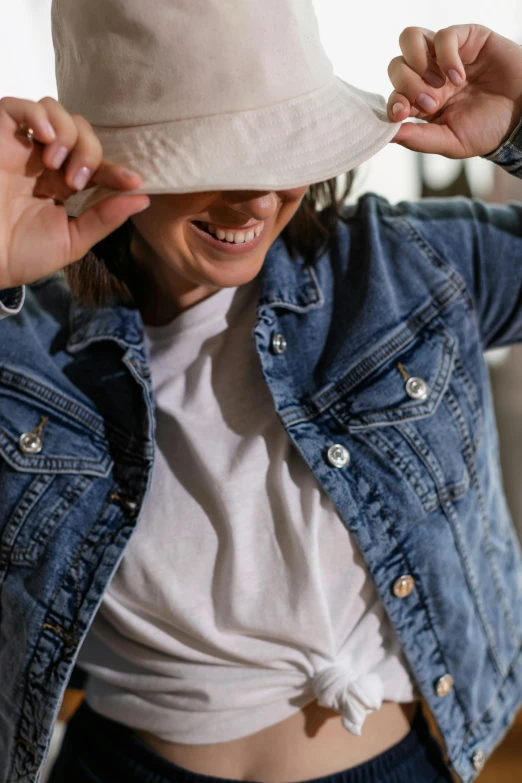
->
[0,368,113,565]
[329,319,482,513]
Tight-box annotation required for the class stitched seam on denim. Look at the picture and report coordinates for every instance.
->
[322,283,459,400]
[347,335,452,427]
[0,428,111,477]
[67,325,143,352]
[445,388,520,651]
[451,357,483,451]
[257,263,324,313]
[280,281,463,427]
[0,366,150,463]
[0,474,54,556]
[385,212,495,353]
[280,330,443,428]
[0,367,106,437]
[400,419,504,676]
[13,502,131,766]
[363,428,436,511]
[363,429,469,514]
[0,431,110,474]
[347,460,468,728]
[386,215,468,287]
[282,316,440,427]
[12,475,93,563]
[460,640,522,748]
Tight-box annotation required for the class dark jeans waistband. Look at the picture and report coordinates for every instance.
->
[51,699,453,783]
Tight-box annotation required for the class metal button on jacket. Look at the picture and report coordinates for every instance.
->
[393,575,415,598]
[18,431,43,455]
[271,332,287,355]
[327,444,350,468]
[405,376,429,401]
[435,673,454,697]
[471,749,486,772]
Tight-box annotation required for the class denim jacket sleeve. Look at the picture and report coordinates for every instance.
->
[387,114,522,352]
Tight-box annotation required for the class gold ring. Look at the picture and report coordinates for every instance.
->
[17,124,35,142]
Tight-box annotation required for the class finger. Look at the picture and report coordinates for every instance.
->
[33,158,144,206]
[89,159,144,191]
[0,96,57,145]
[432,26,469,86]
[390,120,462,157]
[387,58,441,117]
[387,90,423,122]
[37,96,79,172]
[55,114,143,193]
[37,99,143,194]
[67,194,151,262]
[398,27,447,87]
[57,113,103,192]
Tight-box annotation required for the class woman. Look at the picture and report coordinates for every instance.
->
[1,1,522,782]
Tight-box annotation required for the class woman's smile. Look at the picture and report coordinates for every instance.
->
[188,216,267,256]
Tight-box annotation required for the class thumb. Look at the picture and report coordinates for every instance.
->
[390,120,457,156]
[67,194,150,262]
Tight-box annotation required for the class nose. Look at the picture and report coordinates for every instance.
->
[220,190,279,222]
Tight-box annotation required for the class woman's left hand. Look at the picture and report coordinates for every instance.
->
[387,24,522,157]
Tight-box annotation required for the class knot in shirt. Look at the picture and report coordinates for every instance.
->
[311,664,384,736]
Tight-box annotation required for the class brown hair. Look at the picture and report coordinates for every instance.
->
[64,170,357,308]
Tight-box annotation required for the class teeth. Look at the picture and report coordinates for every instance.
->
[204,223,263,243]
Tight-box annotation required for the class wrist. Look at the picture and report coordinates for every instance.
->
[482,109,522,160]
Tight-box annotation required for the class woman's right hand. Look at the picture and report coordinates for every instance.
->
[0,95,151,289]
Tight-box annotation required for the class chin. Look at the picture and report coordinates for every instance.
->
[195,250,267,288]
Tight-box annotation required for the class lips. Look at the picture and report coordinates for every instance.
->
[188,217,265,255]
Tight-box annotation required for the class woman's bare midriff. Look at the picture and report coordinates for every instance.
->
[132,700,420,783]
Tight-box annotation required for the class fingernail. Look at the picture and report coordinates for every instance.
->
[448,68,463,86]
[423,70,445,88]
[39,120,56,140]
[51,146,68,169]
[392,102,405,116]
[416,93,437,113]
[72,166,92,191]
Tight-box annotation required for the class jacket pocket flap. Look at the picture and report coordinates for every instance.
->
[0,374,113,477]
[330,325,457,430]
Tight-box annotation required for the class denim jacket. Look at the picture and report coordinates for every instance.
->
[2,117,522,783]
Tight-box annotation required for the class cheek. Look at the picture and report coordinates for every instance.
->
[279,186,308,204]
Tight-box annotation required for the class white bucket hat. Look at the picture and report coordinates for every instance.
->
[51,0,401,218]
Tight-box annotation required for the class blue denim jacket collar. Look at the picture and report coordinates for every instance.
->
[66,236,326,354]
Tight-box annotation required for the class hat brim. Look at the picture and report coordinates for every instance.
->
[64,76,401,217]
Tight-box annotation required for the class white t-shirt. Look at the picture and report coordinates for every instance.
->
[76,276,419,744]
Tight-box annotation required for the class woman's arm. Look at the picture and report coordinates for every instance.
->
[386,190,522,351]
[382,25,522,351]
